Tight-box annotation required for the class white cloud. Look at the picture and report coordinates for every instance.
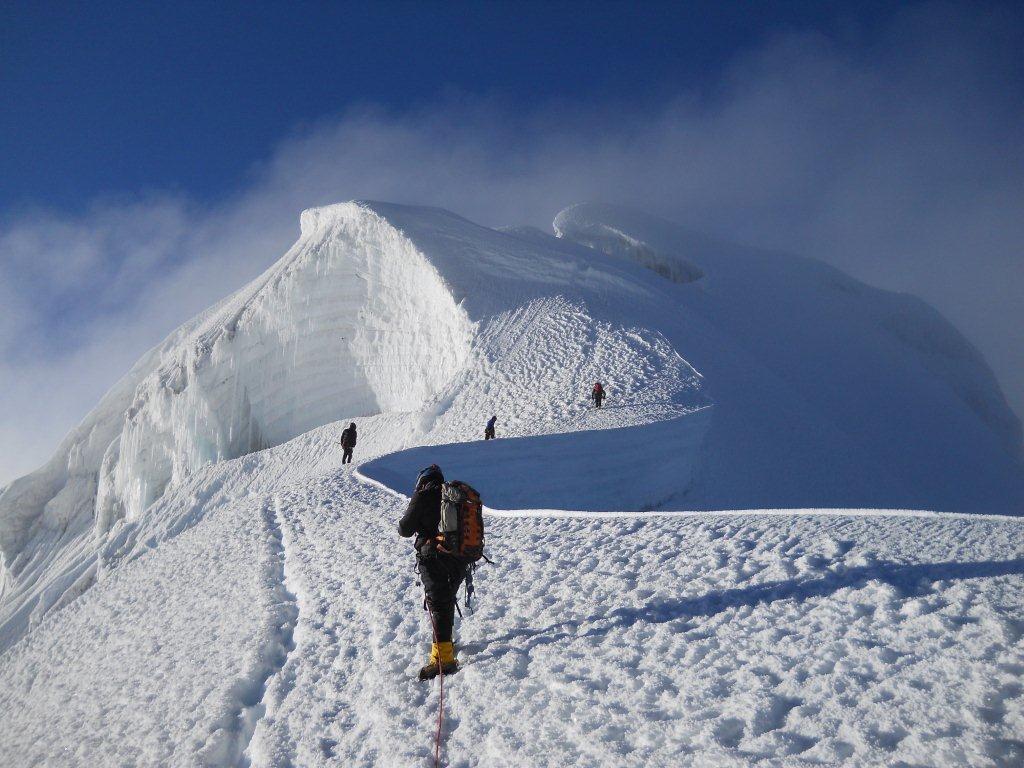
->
[2,1,1022,484]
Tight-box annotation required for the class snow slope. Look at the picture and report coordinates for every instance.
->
[1,200,1023,766]
[361,408,712,513]
[0,202,702,650]
[2,418,1022,767]
[553,203,1024,512]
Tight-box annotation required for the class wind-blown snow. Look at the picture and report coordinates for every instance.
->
[1,200,1022,767]
[554,204,705,284]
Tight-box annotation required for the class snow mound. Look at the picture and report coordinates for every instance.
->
[556,202,1022,460]
[362,408,711,512]
[101,203,476,528]
[0,201,701,650]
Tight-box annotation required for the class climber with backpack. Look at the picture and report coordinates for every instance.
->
[484,415,497,440]
[592,381,606,408]
[398,464,486,680]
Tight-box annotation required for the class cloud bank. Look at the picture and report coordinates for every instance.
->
[2,2,1022,484]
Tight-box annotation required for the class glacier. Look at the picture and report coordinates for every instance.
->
[0,200,1022,767]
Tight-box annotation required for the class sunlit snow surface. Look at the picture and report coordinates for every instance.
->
[1,201,1023,766]
[2,419,1021,767]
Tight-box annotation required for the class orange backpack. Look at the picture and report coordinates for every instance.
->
[439,481,485,562]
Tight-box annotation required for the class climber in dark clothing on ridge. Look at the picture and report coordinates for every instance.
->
[340,422,357,464]
[484,415,497,440]
[398,464,466,679]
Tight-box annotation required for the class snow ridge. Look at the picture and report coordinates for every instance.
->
[1,199,1023,767]
[3,198,1023,665]
[554,203,705,284]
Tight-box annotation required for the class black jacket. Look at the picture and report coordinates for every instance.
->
[398,480,443,549]
[341,427,357,448]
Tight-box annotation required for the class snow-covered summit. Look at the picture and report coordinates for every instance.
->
[1,200,1023,767]
[2,199,1022,647]
[3,198,1021,551]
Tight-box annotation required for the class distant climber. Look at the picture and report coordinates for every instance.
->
[484,415,497,440]
[592,382,606,408]
[399,465,486,680]
[340,422,357,464]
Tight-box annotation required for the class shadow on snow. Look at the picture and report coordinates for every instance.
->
[464,557,1024,662]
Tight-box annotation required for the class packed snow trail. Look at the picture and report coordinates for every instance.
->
[1,419,1023,766]
[242,453,1024,768]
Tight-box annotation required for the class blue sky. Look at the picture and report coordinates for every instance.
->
[2,1,897,212]
[1,1,1022,484]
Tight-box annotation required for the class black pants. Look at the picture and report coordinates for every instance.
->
[342,447,353,463]
[418,554,466,643]
[484,427,495,440]
[594,396,604,408]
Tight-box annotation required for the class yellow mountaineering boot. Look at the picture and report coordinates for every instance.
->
[418,641,458,680]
